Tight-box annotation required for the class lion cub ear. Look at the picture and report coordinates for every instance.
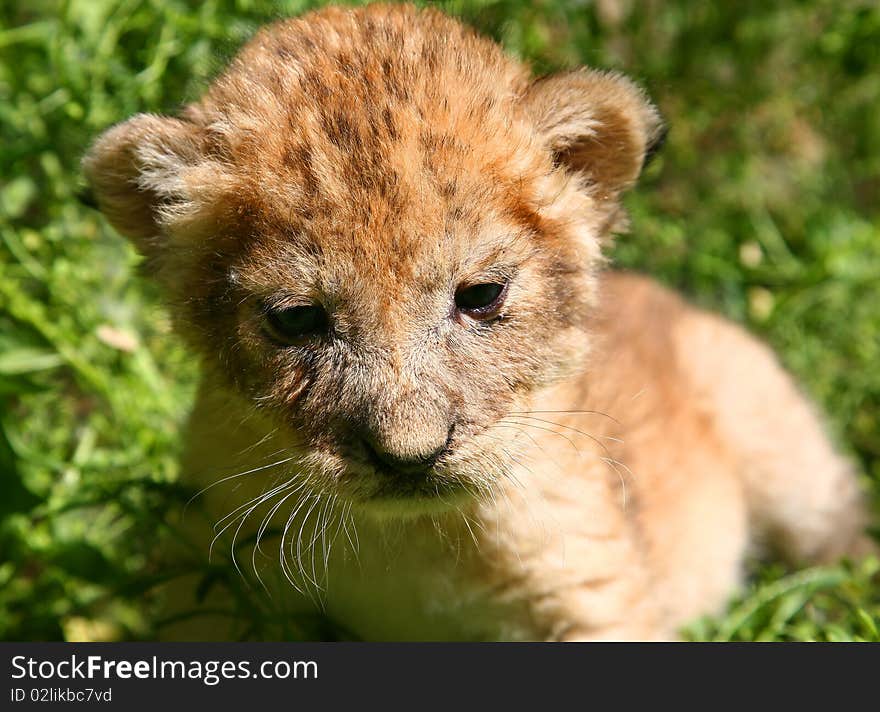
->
[82,113,232,259]
[522,69,665,200]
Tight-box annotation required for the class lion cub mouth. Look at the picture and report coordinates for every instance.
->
[347,452,472,513]
[366,474,466,502]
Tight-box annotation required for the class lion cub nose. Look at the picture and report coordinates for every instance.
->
[362,430,451,475]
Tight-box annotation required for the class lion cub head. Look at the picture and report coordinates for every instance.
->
[83,4,662,516]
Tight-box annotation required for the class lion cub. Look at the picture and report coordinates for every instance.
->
[83,4,872,640]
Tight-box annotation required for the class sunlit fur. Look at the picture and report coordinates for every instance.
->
[84,4,873,640]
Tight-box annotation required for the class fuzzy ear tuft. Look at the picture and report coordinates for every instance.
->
[522,69,664,199]
[82,114,227,256]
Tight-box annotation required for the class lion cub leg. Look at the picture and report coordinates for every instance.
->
[678,311,875,564]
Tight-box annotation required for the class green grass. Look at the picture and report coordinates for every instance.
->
[1,0,878,641]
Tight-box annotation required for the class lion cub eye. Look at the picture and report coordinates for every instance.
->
[454,281,508,319]
[263,304,328,344]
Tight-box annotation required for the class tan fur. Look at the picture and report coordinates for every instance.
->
[83,4,872,640]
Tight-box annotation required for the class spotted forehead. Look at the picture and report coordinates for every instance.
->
[233,112,549,288]
[234,81,545,250]
[194,6,559,290]
[204,20,538,189]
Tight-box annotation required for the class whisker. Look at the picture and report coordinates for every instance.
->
[487,424,560,484]
[340,501,358,558]
[189,455,295,514]
[489,422,545,452]
[601,456,635,511]
[325,495,346,578]
[497,419,583,455]
[209,482,289,563]
[251,480,310,593]
[512,409,621,425]
[295,496,323,592]
[212,474,296,535]
[309,497,332,594]
[235,428,281,457]
[279,492,317,594]
[508,416,635,504]
[347,503,361,554]
[505,414,615,458]
[455,504,483,551]
[228,482,294,585]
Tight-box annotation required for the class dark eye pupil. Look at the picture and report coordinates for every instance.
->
[455,282,506,315]
[265,304,327,342]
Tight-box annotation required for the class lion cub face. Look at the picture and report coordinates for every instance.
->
[84,4,662,515]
